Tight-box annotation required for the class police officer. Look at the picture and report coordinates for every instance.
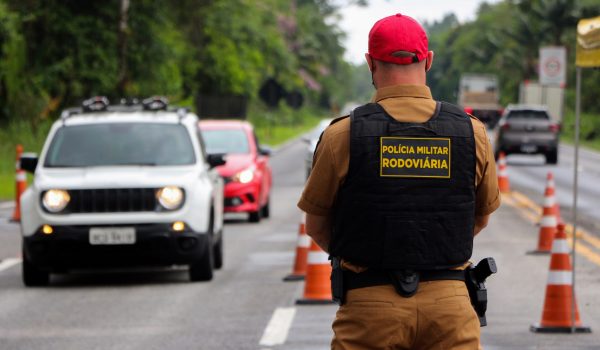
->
[297,13,500,350]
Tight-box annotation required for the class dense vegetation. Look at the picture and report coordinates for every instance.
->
[0,0,366,124]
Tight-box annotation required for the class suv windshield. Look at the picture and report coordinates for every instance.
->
[507,111,549,120]
[44,123,196,167]
[201,129,250,154]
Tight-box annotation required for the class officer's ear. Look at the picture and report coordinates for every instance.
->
[425,51,434,72]
[365,53,376,73]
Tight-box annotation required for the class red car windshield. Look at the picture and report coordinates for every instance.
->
[201,128,250,154]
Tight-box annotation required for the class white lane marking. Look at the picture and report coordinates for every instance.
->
[259,307,296,347]
[0,202,14,209]
[0,202,15,209]
[0,258,22,272]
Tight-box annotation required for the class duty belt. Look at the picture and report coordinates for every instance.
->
[344,268,466,297]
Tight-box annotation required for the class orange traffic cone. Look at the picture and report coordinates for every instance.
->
[531,223,591,333]
[10,145,27,222]
[296,240,334,304]
[528,194,557,254]
[497,152,510,193]
[283,214,310,281]
[543,172,563,225]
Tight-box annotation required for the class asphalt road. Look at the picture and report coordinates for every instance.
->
[0,132,599,349]
[489,130,600,234]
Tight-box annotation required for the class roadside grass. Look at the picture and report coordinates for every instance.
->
[0,106,331,200]
[0,119,54,201]
[561,110,600,152]
[248,105,330,147]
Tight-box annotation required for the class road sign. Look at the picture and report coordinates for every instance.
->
[576,16,600,68]
[539,47,566,86]
[571,15,600,334]
[259,78,285,108]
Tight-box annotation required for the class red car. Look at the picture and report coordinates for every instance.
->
[199,120,272,222]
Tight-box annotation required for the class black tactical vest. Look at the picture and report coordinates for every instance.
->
[330,102,476,270]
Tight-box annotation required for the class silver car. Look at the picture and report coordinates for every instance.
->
[494,104,560,164]
[303,119,333,178]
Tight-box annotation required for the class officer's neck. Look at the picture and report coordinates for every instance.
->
[373,69,426,89]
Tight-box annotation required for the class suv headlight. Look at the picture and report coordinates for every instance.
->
[42,190,71,213]
[156,186,184,210]
[233,168,254,184]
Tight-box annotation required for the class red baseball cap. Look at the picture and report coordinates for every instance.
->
[368,13,428,65]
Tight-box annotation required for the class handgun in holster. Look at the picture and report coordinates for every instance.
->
[465,257,497,327]
[331,257,345,305]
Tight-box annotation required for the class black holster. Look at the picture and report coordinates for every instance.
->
[331,257,345,305]
[465,257,497,327]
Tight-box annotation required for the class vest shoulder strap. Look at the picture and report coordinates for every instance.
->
[352,103,384,120]
[438,101,469,119]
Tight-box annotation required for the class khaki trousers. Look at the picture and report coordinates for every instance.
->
[331,281,481,350]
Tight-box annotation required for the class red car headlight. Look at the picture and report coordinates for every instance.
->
[233,168,255,184]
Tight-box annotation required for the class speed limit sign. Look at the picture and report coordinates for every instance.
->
[539,47,566,86]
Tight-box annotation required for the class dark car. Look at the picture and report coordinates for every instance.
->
[494,104,560,164]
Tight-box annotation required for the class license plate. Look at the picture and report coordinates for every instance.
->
[520,144,538,153]
[89,227,136,245]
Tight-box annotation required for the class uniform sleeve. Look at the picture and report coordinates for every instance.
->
[297,130,342,216]
[474,124,501,216]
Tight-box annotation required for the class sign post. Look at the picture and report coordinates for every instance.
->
[538,47,566,121]
[571,16,600,334]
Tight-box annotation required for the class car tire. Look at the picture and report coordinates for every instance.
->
[213,231,223,270]
[249,205,261,223]
[189,234,214,282]
[261,198,270,219]
[546,150,558,164]
[22,248,50,287]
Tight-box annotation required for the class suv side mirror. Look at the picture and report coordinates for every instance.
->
[207,153,226,168]
[258,146,272,157]
[20,153,39,173]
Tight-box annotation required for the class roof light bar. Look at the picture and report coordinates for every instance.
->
[82,96,110,112]
[142,96,169,111]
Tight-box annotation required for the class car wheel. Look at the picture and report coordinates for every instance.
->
[22,248,50,287]
[249,210,261,223]
[261,198,270,219]
[213,231,223,270]
[189,234,214,282]
[545,150,558,164]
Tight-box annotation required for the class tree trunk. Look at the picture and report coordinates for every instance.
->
[117,0,130,96]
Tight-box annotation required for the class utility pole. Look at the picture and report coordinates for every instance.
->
[117,0,130,96]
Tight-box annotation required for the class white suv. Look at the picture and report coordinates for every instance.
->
[19,97,226,286]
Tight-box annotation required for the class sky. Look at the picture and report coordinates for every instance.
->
[337,0,502,64]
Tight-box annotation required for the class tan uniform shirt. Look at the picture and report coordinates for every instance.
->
[298,84,500,218]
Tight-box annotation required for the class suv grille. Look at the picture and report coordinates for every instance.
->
[66,188,157,213]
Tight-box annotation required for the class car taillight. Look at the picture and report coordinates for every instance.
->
[464,106,473,115]
[549,123,560,133]
[501,123,510,131]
